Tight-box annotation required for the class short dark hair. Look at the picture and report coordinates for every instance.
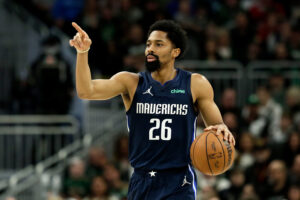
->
[147,20,188,59]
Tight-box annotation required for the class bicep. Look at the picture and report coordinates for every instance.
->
[192,74,223,126]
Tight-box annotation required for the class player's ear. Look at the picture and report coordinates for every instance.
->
[172,48,181,58]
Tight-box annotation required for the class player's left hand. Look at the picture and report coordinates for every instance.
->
[204,124,235,146]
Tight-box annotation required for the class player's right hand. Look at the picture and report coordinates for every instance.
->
[69,22,92,52]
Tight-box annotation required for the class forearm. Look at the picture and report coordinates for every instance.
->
[76,52,93,98]
[200,101,224,127]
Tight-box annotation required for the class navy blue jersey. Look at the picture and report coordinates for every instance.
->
[126,68,198,170]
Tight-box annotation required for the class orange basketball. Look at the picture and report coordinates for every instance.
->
[190,130,235,176]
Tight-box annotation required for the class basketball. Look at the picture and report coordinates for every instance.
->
[190,130,235,176]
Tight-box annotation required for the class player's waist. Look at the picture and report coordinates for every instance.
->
[133,166,188,177]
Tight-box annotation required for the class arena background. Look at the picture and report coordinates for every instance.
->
[0,0,300,199]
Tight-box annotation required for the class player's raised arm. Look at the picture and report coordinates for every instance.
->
[69,22,131,100]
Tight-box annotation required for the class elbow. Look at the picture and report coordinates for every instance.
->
[77,91,90,99]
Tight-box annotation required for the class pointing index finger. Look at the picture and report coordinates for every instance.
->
[72,22,85,35]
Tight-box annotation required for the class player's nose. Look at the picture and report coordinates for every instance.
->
[146,49,155,56]
[146,44,155,54]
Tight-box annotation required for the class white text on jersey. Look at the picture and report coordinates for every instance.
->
[136,103,188,115]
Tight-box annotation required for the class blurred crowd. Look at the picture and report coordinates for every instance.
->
[10,0,300,114]
[5,0,300,199]
[14,0,300,77]
[46,135,131,200]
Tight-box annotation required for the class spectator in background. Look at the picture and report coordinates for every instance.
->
[174,0,202,37]
[246,42,263,64]
[199,186,221,200]
[102,41,124,77]
[239,184,260,200]
[86,147,108,182]
[52,0,84,36]
[245,141,271,195]
[249,86,282,143]
[12,0,54,26]
[173,0,201,60]
[256,12,280,56]
[272,43,291,60]
[113,135,131,182]
[194,5,209,31]
[174,0,195,31]
[220,88,240,117]
[215,0,242,28]
[268,73,286,106]
[122,23,146,72]
[220,88,241,135]
[204,22,219,41]
[61,157,90,199]
[288,184,300,200]
[103,163,128,199]
[247,0,286,25]
[11,74,35,114]
[263,160,290,199]
[197,172,230,199]
[31,0,54,26]
[28,35,74,114]
[283,132,300,168]
[119,0,143,24]
[242,94,260,128]
[285,86,300,126]
[217,29,232,60]
[276,113,294,146]
[98,5,119,45]
[5,197,17,200]
[79,0,104,76]
[230,11,254,63]
[201,39,221,61]
[290,154,300,184]
[219,168,246,200]
[237,132,256,170]
[289,26,300,60]
[278,21,292,44]
[80,0,124,77]
[141,0,165,31]
[84,176,110,200]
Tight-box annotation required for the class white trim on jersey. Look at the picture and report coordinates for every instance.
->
[188,164,197,199]
[193,117,197,140]
[126,115,130,132]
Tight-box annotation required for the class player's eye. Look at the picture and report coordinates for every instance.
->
[146,43,151,47]
[157,43,163,47]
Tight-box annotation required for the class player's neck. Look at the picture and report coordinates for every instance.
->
[151,62,176,85]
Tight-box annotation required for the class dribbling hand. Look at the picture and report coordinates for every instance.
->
[204,124,236,145]
[69,22,92,53]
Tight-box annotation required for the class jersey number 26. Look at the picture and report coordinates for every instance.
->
[149,118,172,141]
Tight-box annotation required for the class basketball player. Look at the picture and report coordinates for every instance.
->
[70,20,235,200]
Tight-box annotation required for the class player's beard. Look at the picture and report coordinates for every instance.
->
[145,54,161,72]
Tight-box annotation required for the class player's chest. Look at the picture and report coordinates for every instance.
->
[137,84,189,104]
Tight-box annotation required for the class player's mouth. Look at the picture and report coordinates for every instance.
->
[147,55,157,62]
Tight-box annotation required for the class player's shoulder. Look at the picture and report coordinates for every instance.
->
[191,73,213,98]
[111,71,140,90]
[112,71,139,81]
[191,73,210,85]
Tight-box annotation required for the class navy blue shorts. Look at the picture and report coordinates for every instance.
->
[128,165,197,200]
